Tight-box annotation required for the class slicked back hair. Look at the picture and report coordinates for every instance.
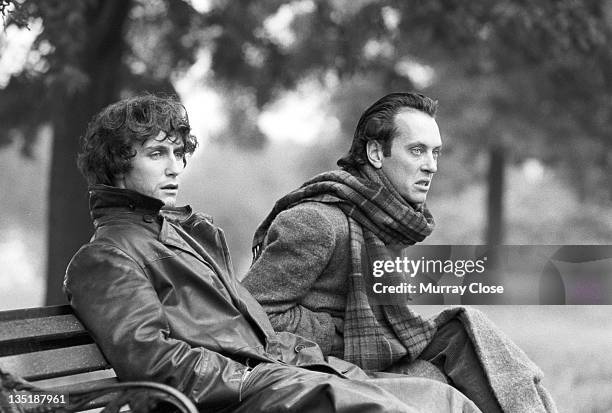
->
[77,94,197,186]
[337,92,438,170]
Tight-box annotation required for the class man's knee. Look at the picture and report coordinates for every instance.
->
[435,319,469,344]
[419,319,471,363]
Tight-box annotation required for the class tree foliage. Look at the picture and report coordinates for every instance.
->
[1,0,28,28]
[206,0,612,146]
[1,0,207,304]
[1,0,610,302]
[5,0,610,165]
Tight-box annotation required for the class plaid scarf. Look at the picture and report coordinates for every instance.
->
[252,169,558,412]
[252,166,437,371]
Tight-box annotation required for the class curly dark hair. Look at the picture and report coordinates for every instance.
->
[77,94,198,186]
[337,92,438,170]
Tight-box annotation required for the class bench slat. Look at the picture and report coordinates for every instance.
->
[0,343,110,381]
[45,377,119,393]
[0,314,87,343]
[0,305,73,322]
[31,368,117,388]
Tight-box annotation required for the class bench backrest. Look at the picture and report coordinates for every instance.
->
[0,305,116,389]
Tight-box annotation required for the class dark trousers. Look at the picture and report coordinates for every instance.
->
[419,319,503,413]
[230,361,481,413]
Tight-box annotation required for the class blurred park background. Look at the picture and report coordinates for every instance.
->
[1,1,611,411]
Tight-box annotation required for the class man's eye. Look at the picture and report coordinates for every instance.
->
[149,151,162,159]
[410,147,423,156]
[175,150,185,160]
[433,150,441,159]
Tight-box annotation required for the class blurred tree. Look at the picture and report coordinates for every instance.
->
[2,0,611,303]
[204,0,612,244]
[0,0,205,304]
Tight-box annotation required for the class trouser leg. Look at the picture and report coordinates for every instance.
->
[418,319,503,413]
[233,363,481,413]
[234,363,417,413]
[365,376,481,413]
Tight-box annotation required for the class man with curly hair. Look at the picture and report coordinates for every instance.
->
[64,94,482,413]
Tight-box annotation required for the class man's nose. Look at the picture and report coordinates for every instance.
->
[421,152,437,173]
[165,155,183,176]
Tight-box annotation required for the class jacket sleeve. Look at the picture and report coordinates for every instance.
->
[242,207,343,356]
[63,243,249,411]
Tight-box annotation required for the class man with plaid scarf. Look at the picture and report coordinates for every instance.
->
[244,93,557,413]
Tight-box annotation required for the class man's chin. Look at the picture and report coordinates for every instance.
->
[161,197,177,207]
[403,194,427,208]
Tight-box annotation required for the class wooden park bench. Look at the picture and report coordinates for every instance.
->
[0,305,198,413]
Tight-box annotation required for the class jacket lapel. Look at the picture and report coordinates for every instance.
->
[158,219,210,265]
[159,218,276,340]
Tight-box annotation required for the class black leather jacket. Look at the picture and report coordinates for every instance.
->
[64,186,341,411]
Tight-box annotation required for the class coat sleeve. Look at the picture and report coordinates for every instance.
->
[242,206,343,356]
[63,243,249,411]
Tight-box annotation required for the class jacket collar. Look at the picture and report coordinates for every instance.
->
[89,184,165,220]
[89,184,195,220]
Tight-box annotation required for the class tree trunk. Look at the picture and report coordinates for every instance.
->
[45,1,132,304]
[485,144,505,246]
[463,144,507,305]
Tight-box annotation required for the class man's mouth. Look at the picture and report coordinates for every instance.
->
[161,184,179,191]
[414,179,430,190]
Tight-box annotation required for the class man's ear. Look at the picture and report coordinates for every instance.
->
[366,140,384,169]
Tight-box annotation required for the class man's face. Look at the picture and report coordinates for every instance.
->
[379,109,442,206]
[115,131,185,206]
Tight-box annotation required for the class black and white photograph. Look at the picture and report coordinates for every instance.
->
[1,1,611,412]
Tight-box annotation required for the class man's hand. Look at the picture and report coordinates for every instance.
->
[331,317,345,356]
